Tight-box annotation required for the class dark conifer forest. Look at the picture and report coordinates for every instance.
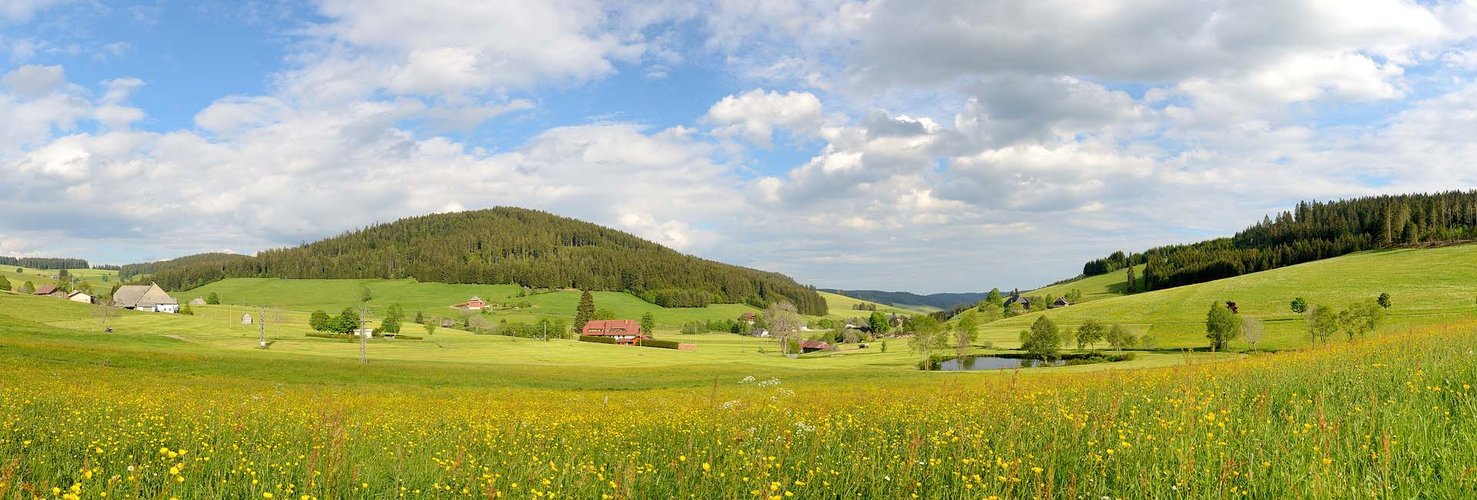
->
[143,208,829,315]
[1082,191,1477,291]
[0,257,89,269]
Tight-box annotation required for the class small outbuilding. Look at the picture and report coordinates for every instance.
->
[1053,298,1071,308]
[242,313,253,325]
[67,291,94,304]
[799,340,834,353]
[189,298,207,306]
[33,284,64,297]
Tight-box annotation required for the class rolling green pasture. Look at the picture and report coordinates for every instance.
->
[981,245,1477,349]
[0,291,1231,378]
[1024,263,1144,304]
[0,266,119,293]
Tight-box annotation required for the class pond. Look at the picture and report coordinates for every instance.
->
[935,356,1066,371]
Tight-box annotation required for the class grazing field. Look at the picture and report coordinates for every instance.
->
[981,245,1477,350]
[0,266,119,293]
[0,308,1473,498]
[1023,263,1144,305]
[180,278,904,328]
[0,292,1225,374]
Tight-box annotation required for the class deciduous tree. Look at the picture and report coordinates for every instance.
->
[953,311,979,358]
[1075,319,1106,350]
[908,315,947,368]
[1205,302,1242,352]
[1241,317,1265,351]
[1021,316,1061,361]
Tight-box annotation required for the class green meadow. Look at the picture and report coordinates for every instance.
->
[981,245,1477,349]
[179,278,912,330]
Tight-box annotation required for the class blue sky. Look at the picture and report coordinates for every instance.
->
[3,0,1477,293]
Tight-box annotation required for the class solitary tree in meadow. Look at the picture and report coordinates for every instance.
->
[1306,305,1337,344]
[908,315,947,368]
[423,320,437,336]
[1290,297,1308,314]
[0,275,10,291]
[359,287,372,302]
[765,302,805,356]
[1337,301,1385,341]
[1205,302,1242,352]
[573,290,595,332]
[1020,316,1062,361]
[953,311,979,358]
[1241,317,1265,351]
[1377,292,1392,309]
[381,304,405,334]
[1075,319,1106,351]
[19,280,34,294]
[207,292,220,305]
[1105,324,1135,352]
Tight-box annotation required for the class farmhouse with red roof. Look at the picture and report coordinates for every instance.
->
[581,319,648,345]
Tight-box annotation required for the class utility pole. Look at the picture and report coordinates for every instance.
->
[358,306,370,364]
[257,306,268,349]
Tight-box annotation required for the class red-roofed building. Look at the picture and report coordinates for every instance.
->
[581,319,647,345]
[451,296,486,310]
[33,284,63,297]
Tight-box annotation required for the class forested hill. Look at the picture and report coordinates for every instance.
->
[120,253,251,281]
[149,208,829,315]
[1081,191,1477,293]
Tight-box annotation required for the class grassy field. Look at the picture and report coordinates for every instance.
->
[0,266,119,294]
[0,291,1226,376]
[1024,263,1144,304]
[979,245,1477,350]
[179,278,906,329]
[0,304,1472,497]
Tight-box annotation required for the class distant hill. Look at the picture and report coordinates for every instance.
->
[821,289,986,311]
[147,208,828,315]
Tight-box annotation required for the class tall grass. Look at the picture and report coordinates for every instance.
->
[1,322,1474,498]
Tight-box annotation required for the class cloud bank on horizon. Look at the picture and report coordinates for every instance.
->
[2,0,1476,293]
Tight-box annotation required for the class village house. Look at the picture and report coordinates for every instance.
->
[581,319,647,345]
[1053,297,1071,308]
[33,284,65,298]
[67,291,94,304]
[800,340,834,353]
[451,295,486,310]
[1004,294,1032,310]
[111,283,180,313]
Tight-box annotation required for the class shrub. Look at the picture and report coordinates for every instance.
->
[578,335,620,345]
[637,339,682,350]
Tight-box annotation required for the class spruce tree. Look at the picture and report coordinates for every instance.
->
[574,290,595,332]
